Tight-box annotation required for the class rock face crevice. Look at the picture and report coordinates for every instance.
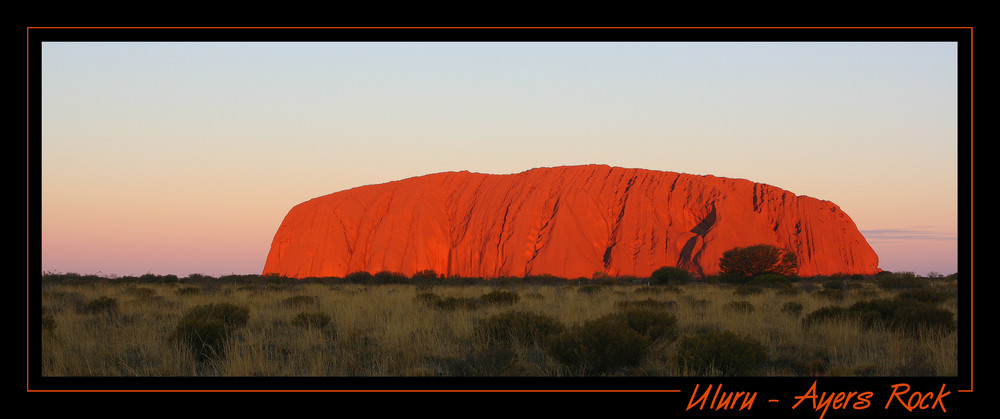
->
[262,165,880,279]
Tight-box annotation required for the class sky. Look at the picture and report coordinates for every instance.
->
[37,37,964,277]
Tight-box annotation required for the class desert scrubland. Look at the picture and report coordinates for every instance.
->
[37,271,958,377]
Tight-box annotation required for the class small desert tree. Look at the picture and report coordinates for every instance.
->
[650,266,693,285]
[718,244,797,281]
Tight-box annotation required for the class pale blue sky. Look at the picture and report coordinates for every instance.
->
[40,41,962,276]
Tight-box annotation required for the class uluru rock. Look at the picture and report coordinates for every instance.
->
[262,165,879,279]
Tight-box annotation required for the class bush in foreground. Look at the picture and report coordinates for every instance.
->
[475,311,564,346]
[895,288,950,304]
[439,347,519,376]
[78,296,119,315]
[615,298,676,311]
[876,271,927,290]
[848,298,955,334]
[611,307,679,343]
[172,303,250,363]
[723,300,755,313]
[291,311,331,329]
[479,290,521,306]
[675,330,767,376]
[545,315,648,375]
[802,298,955,335]
[802,306,850,327]
[41,307,56,332]
[414,292,480,310]
[780,301,804,316]
[282,295,318,307]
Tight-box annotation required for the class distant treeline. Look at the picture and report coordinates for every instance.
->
[39,269,957,288]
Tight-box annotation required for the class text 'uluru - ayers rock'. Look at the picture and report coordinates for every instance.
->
[262,165,879,279]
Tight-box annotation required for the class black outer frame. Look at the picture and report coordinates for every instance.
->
[25,27,974,408]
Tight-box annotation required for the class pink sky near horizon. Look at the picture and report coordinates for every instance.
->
[38,40,965,278]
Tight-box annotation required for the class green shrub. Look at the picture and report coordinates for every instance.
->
[131,294,170,308]
[749,274,792,288]
[373,270,408,283]
[855,287,881,299]
[776,287,801,297]
[718,271,750,285]
[79,296,119,315]
[416,293,479,310]
[796,282,819,293]
[524,292,545,300]
[895,288,950,304]
[877,272,927,290]
[479,290,521,306]
[138,273,180,283]
[718,244,798,280]
[848,299,955,334]
[291,311,331,329]
[125,286,157,297]
[852,364,882,376]
[615,298,676,311]
[175,286,201,296]
[449,296,483,310]
[172,303,250,363]
[577,284,605,294]
[765,345,829,376]
[598,275,633,286]
[637,285,683,294]
[822,280,847,291]
[802,306,850,327]
[41,307,56,333]
[282,295,318,307]
[846,299,900,329]
[733,284,764,296]
[475,311,564,346]
[612,307,679,343]
[236,284,266,294]
[781,301,804,316]
[545,316,648,375]
[344,271,374,283]
[662,285,685,294]
[675,330,767,376]
[803,299,956,335]
[440,348,518,376]
[684,296,710,310]
[650,266,693,285]
[414,282,435,293]
[814,288,845,301]
[723,300,755,313]
[414,292,442,306]
[411,269,440,281]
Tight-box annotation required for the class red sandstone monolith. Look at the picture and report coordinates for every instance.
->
[262,165,879,279]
